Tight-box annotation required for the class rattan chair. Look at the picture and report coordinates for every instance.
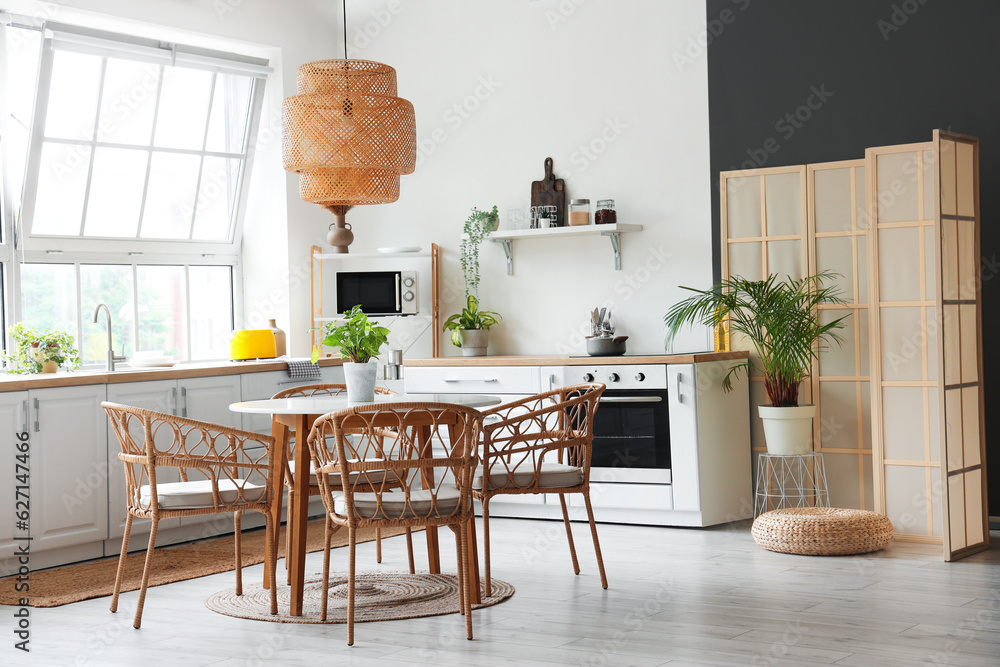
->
[307,402,483,645]
[270,383,414,575]
[103,402,278,628]
[475,383,608,595]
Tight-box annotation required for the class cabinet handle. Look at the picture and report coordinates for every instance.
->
[675,372,683,403]
[172,387,178,416]
[444,378,498,383]
[181,386,188,418]
[21,399,28,434]
[33,397,39,432]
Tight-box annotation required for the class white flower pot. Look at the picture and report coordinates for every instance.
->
[343,361,378,402]
[459,329,490,357]
[758,405,816,455]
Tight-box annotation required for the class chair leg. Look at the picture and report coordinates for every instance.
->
[265,512,277,615]
[481,498,493,597]
[234,511,243,595]
[132,517,159,629]
[457,522,473,640]
[452,525,465,616]
[321,515,333,622]
[582,492,608,589]
[284,488,294,585]
[405,528,415,574]
[347,526,357,646]
[376,527,382,563]
[558,493,581,575]
[110,514,133,614]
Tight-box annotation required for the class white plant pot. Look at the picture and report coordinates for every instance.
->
[758,405,816,455]
[459,329,489,357]
[343,361,378,402]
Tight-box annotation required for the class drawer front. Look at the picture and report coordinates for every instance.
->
[567,482,673,511]
[405,366,540,395]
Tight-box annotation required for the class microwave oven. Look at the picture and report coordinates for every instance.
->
[335,271,418,316]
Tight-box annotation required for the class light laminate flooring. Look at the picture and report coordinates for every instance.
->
[5,518,1000,666]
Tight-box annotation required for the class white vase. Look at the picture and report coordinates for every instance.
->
[459,329,489,357]
[343,361,378,402]
[758,405,816,455]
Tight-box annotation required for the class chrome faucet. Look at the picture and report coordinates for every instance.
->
[92,303,126,371]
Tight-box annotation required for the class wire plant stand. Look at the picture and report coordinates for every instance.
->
[754,452,830,517]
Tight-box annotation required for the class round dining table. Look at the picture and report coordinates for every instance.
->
[230,392,501,616]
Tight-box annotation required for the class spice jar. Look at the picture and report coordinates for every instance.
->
[595,199,616,225]
[568,199,590,226]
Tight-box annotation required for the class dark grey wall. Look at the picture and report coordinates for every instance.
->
[706,0,998,515]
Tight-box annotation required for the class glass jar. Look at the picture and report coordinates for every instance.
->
[568,199,590,226]
[595,199,616,225]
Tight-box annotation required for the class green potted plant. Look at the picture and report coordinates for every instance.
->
[443,295,502,357]
[663,272,848,455]
[313,305,389,401]
[445,206,503,356]
[3,323,83,374]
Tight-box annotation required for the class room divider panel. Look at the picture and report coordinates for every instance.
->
[720,130,988,560]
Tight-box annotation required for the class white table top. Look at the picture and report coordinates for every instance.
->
[229,393,503,415]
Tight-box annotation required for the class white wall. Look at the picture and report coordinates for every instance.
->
[337,0,714,358]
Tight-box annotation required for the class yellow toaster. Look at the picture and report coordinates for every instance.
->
[230,329,277,360]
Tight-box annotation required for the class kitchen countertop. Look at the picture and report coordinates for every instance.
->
[403,351,749,367]
[0,357,343,391]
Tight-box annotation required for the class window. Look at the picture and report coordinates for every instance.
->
[1,21,270,363]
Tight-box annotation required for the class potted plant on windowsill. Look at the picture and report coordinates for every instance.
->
[313,305,389,402]
[444,206,503,356]
[2,323,83,374]
[662,272,847,455]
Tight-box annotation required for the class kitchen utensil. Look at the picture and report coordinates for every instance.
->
[229,329,277,361]
[598,308,607,329]
[591,308,599,336]
[586,335,628,357]
[604,312,615,336]
[530,157,566,225]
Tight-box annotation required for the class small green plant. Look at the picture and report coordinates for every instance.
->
[2,323,83,374]
[663,272,847,407]
[312,305,389,364]
[460,205,499,300]
[443,295,502,348]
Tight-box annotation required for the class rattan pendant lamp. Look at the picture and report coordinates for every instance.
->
[281,2,416,253]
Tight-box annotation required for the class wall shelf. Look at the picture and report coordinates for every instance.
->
[487,223,642,275]
[314,251,431,259]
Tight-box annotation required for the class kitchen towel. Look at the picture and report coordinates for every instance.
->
[287,358,322,379]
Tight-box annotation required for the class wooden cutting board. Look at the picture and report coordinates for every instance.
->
[530,157,566,223]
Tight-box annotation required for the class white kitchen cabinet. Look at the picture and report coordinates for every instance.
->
[0,392,29,561]
[239,365,345,434]
[29,385,109,554]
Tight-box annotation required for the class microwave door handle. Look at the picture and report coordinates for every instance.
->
[395,274,401,312]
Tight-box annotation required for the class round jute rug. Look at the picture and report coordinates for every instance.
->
[205,571,514,624]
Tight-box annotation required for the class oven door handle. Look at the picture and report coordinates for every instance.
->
[598,396,663,404]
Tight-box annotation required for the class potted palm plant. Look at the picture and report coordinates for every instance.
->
[663,272,847,455]
[314,305,389,401]
[444,205,503,356]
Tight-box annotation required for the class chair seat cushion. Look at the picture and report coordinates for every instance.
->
[472,461,584,491]
[333,487,462,519]
[140,478,266,510]
[288,459,396,487]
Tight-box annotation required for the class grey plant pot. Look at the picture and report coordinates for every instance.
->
[459,329,490,357]
[343,361,378,402]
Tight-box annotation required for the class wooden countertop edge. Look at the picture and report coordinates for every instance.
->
[403,351,749,367]
[0,357,343,391]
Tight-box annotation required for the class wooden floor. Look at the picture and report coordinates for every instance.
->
[7,518,1000,666]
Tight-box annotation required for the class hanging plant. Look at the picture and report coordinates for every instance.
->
[460,205,499,300]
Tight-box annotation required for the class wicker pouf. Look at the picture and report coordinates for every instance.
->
[751,507,894,556]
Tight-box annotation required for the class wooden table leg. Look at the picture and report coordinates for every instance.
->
[416,424,441,573]
[465,514,482,604]
[264,418,288,589]
[288,414,313,616]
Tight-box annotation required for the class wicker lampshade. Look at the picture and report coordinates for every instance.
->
[282,59,416,207]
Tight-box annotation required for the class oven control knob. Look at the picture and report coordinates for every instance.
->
[583,373,595,382]
[402,276,415,287]
[403,291,415,302]
[635,372,645,382]
[608,373,620,383]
